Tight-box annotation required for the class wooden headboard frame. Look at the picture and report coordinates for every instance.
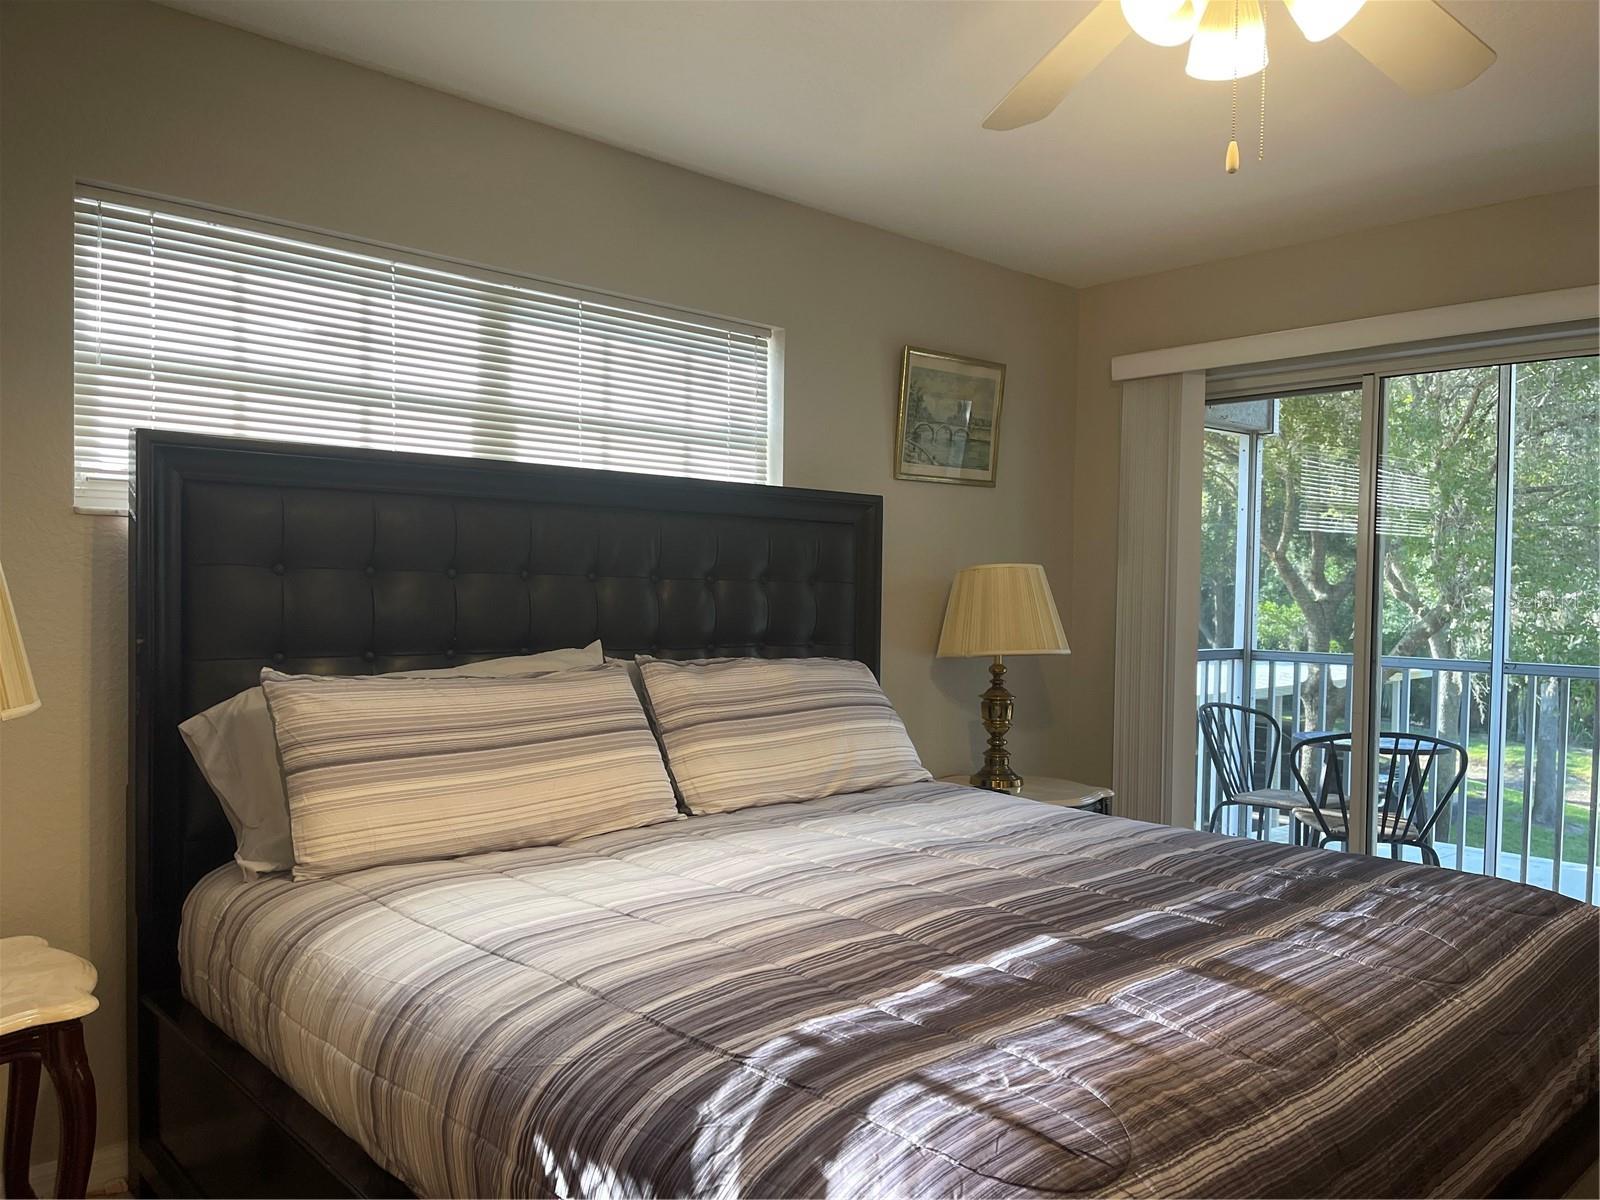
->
[127,429,882,1196]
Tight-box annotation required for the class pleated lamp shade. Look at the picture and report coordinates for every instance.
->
[0,564,41,720]
[937,563,1070,659]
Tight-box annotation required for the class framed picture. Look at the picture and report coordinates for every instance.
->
[894,346,1006,487]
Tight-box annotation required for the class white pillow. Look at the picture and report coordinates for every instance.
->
[636,656,931,815]
[179,641,604,878]
[261,662,679,880]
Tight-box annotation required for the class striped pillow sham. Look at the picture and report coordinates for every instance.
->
[636,656,931,815]
[260,663,679,879]
[182,641,605,878]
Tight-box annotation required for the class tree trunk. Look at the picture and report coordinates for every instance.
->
[1531,678,1564,831]
[1298,667,1323,732]
[1428,632,1464,745]
[1437,672,1464,743]
[1296,609,1337,731]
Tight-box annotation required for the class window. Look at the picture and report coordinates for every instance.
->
[72,191,778,513]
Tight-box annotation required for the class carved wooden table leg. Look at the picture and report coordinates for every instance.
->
[3,1055,41,1198]
[43,1020,96,1199]
[0,1020,96,1200]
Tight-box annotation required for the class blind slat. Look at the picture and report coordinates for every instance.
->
[73,192,775,510]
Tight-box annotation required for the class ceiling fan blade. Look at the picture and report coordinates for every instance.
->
[983,0,1130,131]
[1338,0,1496,96]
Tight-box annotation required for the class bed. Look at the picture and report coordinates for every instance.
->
[130,431,1598,1198]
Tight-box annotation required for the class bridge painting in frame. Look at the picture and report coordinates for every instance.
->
[894,346,1006,487]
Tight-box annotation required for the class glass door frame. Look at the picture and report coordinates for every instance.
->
[1204,331,1599,866]
[1482,361,1515,873]
[1348,372,1381,856]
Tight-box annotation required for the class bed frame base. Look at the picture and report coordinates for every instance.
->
[133,993,410,1198]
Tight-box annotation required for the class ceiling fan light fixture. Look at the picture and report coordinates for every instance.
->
[1283,0,1366,43]
[1185,0,1268,81]
[1120,0,1206,48]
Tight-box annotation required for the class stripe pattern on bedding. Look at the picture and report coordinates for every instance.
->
[261,663,678,879]
[637,655,932,814]
[181,782,1600,1199]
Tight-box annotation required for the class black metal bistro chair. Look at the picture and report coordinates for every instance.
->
[1289,732,1468,866]
[1197,702,1307,837]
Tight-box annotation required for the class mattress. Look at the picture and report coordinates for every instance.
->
[180,781,1598,1198]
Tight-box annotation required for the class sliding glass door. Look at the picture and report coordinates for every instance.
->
[1197,351,1598,897]
[1198,386,1365,852]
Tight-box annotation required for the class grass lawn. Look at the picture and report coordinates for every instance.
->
[1443,737,1598,864]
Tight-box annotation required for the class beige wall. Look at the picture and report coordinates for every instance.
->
[0,0,1078,1171]
[1064,186,1600,785]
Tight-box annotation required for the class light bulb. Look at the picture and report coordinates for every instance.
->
[1283,0,1365,42]
[1185,0,1268,81]
[1120,0,1206,47]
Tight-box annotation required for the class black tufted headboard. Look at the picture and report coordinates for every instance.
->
[129,430,882,997]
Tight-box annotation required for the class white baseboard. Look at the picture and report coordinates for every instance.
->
[28,1139,128,1198]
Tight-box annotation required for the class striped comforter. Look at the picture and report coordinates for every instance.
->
[180,782,1598,1198]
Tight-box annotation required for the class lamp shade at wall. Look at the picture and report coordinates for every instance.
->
[1,564,41,720]
[937,563,1070,659]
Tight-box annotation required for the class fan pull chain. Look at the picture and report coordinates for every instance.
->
[1258,1,1267,161]
[1225,0,1241,174]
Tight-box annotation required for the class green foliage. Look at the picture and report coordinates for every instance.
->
[1377,365,1499,661]
[1508,357,1600,667]
[1255,598,1307,651]
[1203,357,1598,669]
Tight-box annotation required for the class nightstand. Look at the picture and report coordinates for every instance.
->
[939,774,1114,815]
[0,937,98,1199]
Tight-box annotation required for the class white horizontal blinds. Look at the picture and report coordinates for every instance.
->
[72,193,773,512]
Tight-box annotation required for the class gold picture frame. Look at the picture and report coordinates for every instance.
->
[894,346,1006,487]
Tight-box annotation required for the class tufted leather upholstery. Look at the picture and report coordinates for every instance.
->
[134,432,881,992]
[183,485,862,712]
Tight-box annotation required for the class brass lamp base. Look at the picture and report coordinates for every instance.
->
[969,655,1023,794]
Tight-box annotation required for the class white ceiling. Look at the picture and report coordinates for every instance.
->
[163,0,1598,287]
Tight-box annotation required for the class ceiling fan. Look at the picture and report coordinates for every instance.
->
[984,0,1496,172]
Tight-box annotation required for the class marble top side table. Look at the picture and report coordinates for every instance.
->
[1,936,98,1200]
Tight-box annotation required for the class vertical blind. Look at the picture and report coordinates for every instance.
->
[72,191,776,512]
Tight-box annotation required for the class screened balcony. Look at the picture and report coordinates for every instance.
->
[1196,355,1598,900]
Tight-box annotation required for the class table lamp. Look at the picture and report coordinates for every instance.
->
[1,564,41,720]
[937,562,1068,793]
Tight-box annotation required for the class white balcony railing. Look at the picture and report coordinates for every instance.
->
[1197,649,1600,902]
